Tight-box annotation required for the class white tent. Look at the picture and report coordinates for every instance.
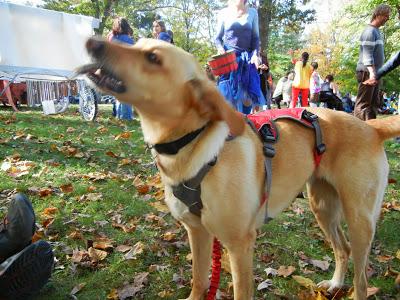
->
[0,2,100,79]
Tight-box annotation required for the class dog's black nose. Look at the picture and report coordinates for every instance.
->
[86,37,106,58]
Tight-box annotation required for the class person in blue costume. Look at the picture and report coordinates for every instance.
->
[110,17,135,120]
[214,0,265,114]
[152,20,173,44]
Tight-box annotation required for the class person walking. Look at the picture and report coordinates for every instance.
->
[354,4,391,120]
[214,0,265,114]
[309,62,322,107]
[290,52,313,108]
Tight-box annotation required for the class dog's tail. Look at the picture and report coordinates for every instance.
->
[367,115,400,141]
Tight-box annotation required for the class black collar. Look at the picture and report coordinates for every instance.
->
[152,126,206,155]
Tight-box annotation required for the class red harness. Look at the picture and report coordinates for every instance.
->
[247,108,326,168]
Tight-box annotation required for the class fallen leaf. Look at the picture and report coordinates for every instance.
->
[292,275,317,289]
[309,259,330,271]
[158,290,173,297]
[124,242,145,260]
[277,265,296,277]
[68,230,84,240]
[39,188,53,198]
[264,267,278,277]
[257,279,273,290]
[88,247,108,262]
[93,237,114,251]
[148,201,169,213]
[60,183,74,193]
[116,245,132,253]
[117,272,149,300]
[42,207,58,216]
[106,151,118,158]
[115,132,131,140]
[162,231,176,241]
[375,254,394,263]
[107,289,119,300]
[70,283,86,295]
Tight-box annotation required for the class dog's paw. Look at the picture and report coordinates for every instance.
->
[317,279,343,293]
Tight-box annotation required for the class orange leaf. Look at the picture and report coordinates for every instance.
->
[60,183,74,193]
[42,207,58,216]
[42,217,55,229]
[277,265,296,277]
[39,188,53,197]
[106,151,118,158]
[32,230,44,243]
[136,184,150,195]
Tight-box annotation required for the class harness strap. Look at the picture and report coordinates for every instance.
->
[301,110,326,167]
[246,119,274,223]
[171,157,217,217]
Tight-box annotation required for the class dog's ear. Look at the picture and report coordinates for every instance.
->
[186,79,245,136]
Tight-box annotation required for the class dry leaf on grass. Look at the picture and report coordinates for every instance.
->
[93,237,114,251]
[264,267,278,277]
[60,183,74,193]
[375,254,394,263]
[88,247,108,262]
[277,265,296,277]
[124,242,145,260]
[70,283,86,296]
[114,132,132,140]
[257,279,273,290]
[116,245,132,253]
[292,275,317,289]
[117,272,149,300]
[309,259,330,271]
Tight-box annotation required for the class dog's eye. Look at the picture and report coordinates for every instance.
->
[145,52,161,65]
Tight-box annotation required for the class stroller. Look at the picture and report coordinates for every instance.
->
[0,3,100,121]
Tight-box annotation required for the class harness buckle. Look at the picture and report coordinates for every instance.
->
[259,125,276,143]
[316,143,326,155]
[302,110,319,122]
[263,144,275,158]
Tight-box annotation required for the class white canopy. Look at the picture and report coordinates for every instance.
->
[0,2,99,80]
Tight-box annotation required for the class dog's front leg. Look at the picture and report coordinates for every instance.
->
[181,223,213,300]
[225,230,256,300]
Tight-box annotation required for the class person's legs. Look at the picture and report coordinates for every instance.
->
[0,241,53,300]
[300,88,310,107]
[291,87,300,108]
[0,194,35,262]
[1,80,19,112]
[354,71,377,120]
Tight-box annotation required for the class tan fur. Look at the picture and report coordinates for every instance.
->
[83,38,400,300]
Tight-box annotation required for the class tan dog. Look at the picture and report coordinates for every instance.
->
[78,37,400,300]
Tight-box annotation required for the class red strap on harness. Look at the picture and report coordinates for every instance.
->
[206,238,222,300]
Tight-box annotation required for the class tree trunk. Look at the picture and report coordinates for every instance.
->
[258,0,273,55]
[96,0,118,35]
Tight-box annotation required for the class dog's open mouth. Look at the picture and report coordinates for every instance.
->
[76,63,126,94]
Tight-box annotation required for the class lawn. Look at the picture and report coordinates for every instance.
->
[0,105,399,299]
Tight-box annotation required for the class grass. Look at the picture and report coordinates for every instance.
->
[0,105,399,299]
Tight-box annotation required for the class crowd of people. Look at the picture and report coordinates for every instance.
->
[208,2,399,123]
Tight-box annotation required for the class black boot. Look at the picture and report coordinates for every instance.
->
[0,193,36,263]
[0,240,54,300]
